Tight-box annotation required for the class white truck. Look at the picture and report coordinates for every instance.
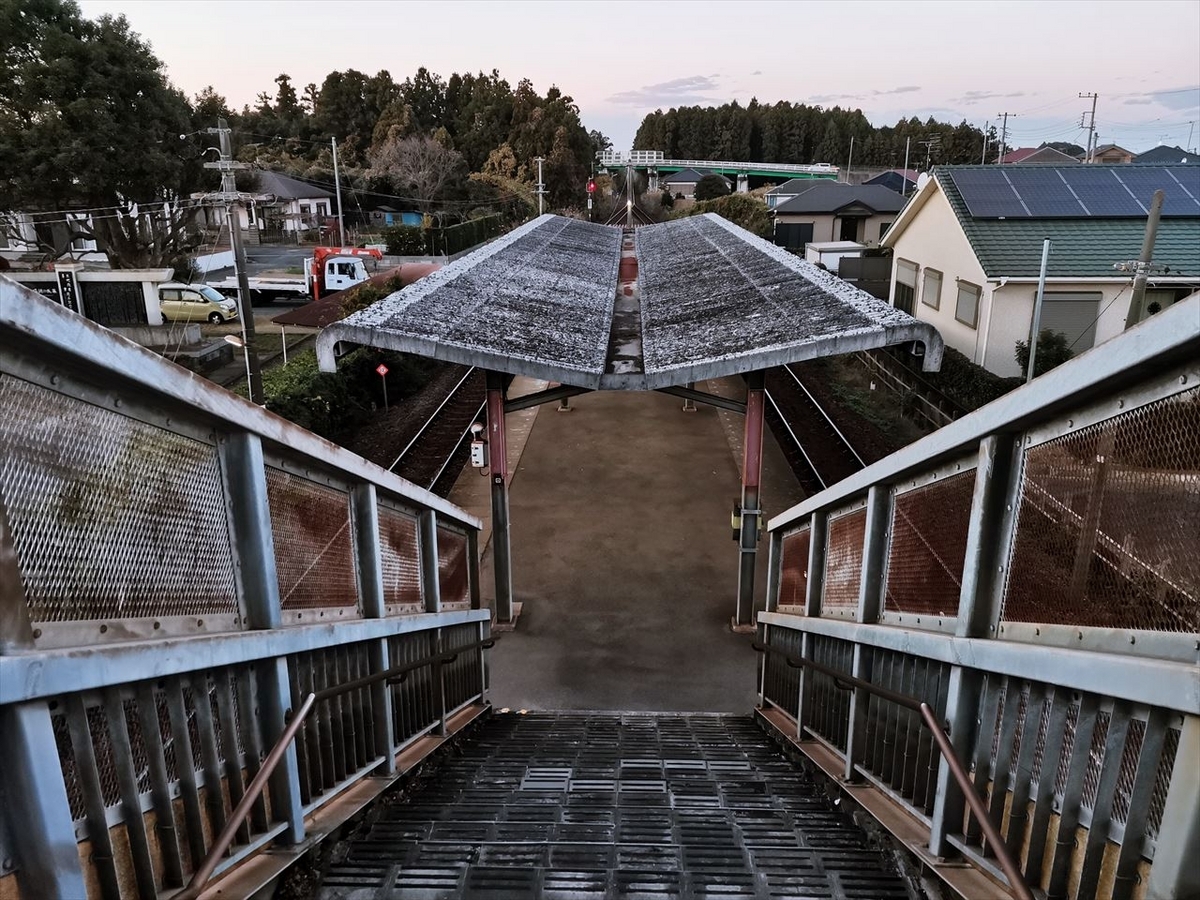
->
[208,247,383,304]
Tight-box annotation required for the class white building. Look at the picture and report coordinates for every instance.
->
[882,164,1200,377]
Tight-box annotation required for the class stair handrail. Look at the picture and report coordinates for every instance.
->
[173,691,317,900]
[172,636,496,899]
[753,641,1034,900]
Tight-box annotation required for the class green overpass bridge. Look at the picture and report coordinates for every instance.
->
[598,149,840,181]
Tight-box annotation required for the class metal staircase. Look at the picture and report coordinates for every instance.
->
[319,712,910,899]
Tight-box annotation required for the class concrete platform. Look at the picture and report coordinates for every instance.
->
[449,379,802,714]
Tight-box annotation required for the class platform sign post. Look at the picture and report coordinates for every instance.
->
[376,363,389,409]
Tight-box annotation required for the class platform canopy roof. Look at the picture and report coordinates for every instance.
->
[316,213,943,390]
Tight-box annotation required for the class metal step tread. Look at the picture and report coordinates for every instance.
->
[319,712,909,899]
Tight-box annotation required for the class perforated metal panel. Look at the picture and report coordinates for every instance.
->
[266,468,359,613]
[1003,387,1200,632]
[438,526,470,608]
[0,375,239,627]
[884,472,974,619]
[778,527,810,610]
[822,509,866,614]
[378,505,422,612]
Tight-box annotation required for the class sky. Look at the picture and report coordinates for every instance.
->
[79,0,1200,156]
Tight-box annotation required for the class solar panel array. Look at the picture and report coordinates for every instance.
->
[948,165,1200,219]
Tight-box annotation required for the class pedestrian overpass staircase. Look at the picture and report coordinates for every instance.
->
[1,279,1197,900]
[320,712,908,899]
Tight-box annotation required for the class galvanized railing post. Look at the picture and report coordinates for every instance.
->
[845,486,889,782]
[419,510,442,615]
[930,434,1019,857]
[795,513,827,738]
[219,432,305,844]
[0,701,87,899]
[352,484,396,775]
[1144,714,1200,900]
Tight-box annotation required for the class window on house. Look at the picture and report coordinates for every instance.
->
[879,222,891,240]
[894,259,918,314]
[921,268,942,310]
[1038,291,1102,352]
[955,280,982,328]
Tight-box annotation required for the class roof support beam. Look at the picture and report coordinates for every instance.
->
[487,371,515,627]
[656,385,747,414]
[504,385,592,414]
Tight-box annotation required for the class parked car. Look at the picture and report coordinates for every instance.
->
[158,283,239,324]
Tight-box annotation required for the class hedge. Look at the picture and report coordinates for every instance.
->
[382,214,505,256]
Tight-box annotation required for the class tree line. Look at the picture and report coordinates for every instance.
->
[1,0,603,269]
[633,100,999,169]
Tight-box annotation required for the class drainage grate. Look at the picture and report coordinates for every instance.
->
[319,713,908,899]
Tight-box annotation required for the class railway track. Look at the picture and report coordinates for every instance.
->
[389,366,486,496]
[765,364,866,495]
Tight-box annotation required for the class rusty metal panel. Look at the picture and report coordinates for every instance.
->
[1002,387,1200,633]
[884,471,975,620]
[0,375,239,632]
[265,468,359,615]
[778,527,810,611]
[376,504,421,614]
[438,527,470,609]
[822,508,866,615]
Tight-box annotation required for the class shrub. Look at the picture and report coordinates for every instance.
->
[694,173,731,201]
[679,193,771,238]
[1015,329,1074,379]
[260,347,438,441]
[660,190,674,209]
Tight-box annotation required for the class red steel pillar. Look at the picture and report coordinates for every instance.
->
[486,371,514,624]
[735,370,766,628]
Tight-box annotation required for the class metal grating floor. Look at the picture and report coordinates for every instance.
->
[319,712,909,899]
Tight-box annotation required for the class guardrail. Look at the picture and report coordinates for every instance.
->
[757,295,1199,900]
[0,278,492,899]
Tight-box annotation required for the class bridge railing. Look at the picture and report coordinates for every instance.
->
[757,295,1199,900]
[0,279,491,899]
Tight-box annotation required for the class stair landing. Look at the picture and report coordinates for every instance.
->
[319,712,909,899]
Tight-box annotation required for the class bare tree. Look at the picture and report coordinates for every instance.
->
[368,135,466,212]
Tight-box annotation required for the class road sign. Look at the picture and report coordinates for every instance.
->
[376,364,389,377]
[586,179,596,194]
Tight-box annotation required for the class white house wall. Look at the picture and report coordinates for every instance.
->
[775,212,895,247]
[887,188,990,365]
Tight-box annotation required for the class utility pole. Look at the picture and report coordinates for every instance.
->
[919,134,941,171]
[331,136,345,246]
[902,137,911,194]
[981,121,990,164]
[534,156,546,215]
[1026,239,1052,382]
[205,117,264,404]
[1124,189,1165,329]
[996,112,1016,163]
[1079,92,1099,162]
[845,136,854,183]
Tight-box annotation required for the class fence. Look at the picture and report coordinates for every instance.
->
[382,214,505,257]
[758,296,1199,900]
[0,276,491,899]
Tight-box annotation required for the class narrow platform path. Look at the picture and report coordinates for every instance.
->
[319,712,910,899]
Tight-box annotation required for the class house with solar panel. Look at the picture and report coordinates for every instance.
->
[880,165,1200,377]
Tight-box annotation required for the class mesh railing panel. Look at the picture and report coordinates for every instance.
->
[822,509,866,613]
[51,708,85,821]
[288,641,379,807]
[443,622,484,709]
[778,527,810,610]
[0,375,239,625]
[1146,726,1180,840]
[884,472,974,619]
[1002,387,1200,632]
[266,468,359,613]
[1111,717,1146,826]
[802,634,853,750]
[438,527,470,608]
[377,505,422,612]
